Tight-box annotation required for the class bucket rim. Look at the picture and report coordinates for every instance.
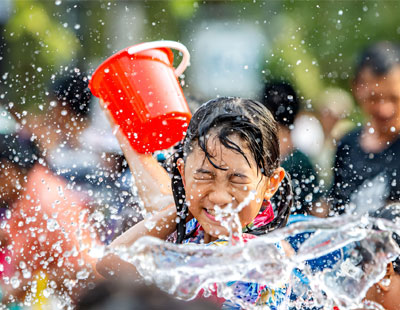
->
[89,45,174,97]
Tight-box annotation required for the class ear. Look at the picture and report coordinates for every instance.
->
[176,158,186,188]
[376,262,395,292]
[264,167,285,201]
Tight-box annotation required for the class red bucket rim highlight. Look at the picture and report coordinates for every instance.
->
[89,45,174,97]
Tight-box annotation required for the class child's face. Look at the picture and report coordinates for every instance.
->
[177,134,284,239]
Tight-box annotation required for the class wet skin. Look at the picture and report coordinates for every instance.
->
[177,134,284,242]
[364,262,400,310]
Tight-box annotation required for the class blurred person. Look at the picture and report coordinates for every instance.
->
[329,41,400,216]
[262,81,319,215]
[76,280,219,310]
[0,132,102,305]
[314,88,355,188]
[28,68,139,244]
[41,68,95,181]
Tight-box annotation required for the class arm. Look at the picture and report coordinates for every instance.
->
[100,99,174,213]
[96,204,178,280]
[96,100,178,280]
[311,140,349,218]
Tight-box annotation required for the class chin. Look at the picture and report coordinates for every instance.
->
[204,226,229,239]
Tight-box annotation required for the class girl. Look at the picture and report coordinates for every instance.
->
[97,97,293,308]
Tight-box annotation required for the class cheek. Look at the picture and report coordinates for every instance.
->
[185,181,205,201]
[239,204,260,226]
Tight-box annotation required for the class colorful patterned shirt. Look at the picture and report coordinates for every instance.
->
[183,201,289,309]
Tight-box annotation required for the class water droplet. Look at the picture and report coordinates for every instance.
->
[92,211,104,222]
[43,288,51,298]
[22,269,31,279]
[47,218,59,232]
[76,269,89,280]
[144,220,156,230]
[380,277,391,288]
[11,277,20,289]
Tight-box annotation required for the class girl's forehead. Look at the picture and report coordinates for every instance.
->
[188,135,255,170]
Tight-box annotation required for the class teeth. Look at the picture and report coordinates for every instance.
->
[206,209,216,216]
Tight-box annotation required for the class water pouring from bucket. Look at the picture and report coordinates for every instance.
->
[89,40,191,153]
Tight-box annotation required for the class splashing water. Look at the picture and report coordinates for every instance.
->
[109,215,400,310]
[213,190,256,245]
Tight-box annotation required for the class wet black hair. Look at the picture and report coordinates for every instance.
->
[355,41,400,80]
[52,69,92,118]
[370,204,400,274]
[0,133,40,171]
[262,81,299,127]
[166,97,293,243]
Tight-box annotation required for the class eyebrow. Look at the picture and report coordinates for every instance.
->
[194,168,213,174]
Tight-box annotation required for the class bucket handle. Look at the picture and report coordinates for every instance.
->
[127,40,190,77]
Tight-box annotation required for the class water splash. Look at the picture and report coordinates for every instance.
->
[109,215,400,309]
[213,190,256,245]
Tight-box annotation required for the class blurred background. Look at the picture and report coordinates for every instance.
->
[1,0,400,147]
[2,0,400,109]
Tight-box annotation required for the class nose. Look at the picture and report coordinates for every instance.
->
[208,184,232,208]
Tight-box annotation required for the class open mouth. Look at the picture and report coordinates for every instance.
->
[203,208,217,221]
[203,208,231,222]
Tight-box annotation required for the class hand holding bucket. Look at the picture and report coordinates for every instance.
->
[89,40,191,153]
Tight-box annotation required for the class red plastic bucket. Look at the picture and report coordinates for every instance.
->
[89,41,191,153]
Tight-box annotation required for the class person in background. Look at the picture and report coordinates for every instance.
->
[39,68,95,184]
[27,68,139,244]
[329,41,400,216]
[314,88,354,189]
[262,81,319,215]
[0,133,102,305]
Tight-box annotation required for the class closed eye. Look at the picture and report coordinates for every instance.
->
[230,173,250,184]
[194,169,214,181]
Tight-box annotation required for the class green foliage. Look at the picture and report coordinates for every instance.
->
[170,0,197,19]
[2,0,79,112]
[3,0,400,118]
[6,0,79,65]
